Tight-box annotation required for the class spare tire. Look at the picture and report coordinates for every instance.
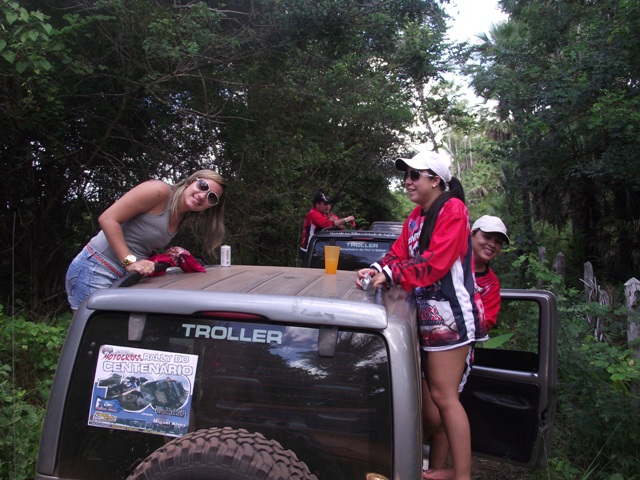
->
[127,427,318,480]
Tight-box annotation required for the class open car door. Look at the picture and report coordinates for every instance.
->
[461,289,558,467]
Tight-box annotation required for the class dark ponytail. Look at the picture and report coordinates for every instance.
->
[418,175,466,253]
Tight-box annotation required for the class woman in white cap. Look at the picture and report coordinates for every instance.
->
[471,215,510,329]
[423,215,510,479]
[356,150,486,480]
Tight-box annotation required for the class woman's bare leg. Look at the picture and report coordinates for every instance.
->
[423,347,472,480]
[422,378,450,470]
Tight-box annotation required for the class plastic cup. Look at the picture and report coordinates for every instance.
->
[324,246,340,274]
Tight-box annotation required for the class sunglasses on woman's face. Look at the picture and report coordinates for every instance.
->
[404,169,436,182]
[195,178,220,206]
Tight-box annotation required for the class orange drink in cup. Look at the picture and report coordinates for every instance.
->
[324,246,340,274]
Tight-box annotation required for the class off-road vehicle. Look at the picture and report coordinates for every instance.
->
[303,229,400,270]
[37,265,557,480]
[369,221,403,235]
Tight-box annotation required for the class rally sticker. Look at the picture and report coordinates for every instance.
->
[88,345,198,437]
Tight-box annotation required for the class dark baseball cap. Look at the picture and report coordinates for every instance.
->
[313,193,331,204]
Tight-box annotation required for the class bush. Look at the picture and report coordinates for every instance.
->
[0,363,43,480]
[0,306,69,480]
[547,296,640,479]
[517,258,640,480]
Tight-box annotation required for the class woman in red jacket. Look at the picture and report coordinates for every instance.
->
[356,151,486,480]
[472,215,510,329]
[419,214,510,479]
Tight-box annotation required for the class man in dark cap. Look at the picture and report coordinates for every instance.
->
[299,192,355,262]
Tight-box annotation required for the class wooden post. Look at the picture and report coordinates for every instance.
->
[583,262,595,326]
[583,262,609,341]
[552,252,565,280]
[537,247,546,289]
[596,286,610,342]
[625,278,640,359]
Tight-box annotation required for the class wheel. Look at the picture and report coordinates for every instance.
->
[127,427,318,480]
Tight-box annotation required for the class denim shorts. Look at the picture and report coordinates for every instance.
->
[66,245,125,310]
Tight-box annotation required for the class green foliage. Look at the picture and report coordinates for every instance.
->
[0,311,69,405]
[467,0,640,284]
[581,336,640,388]
[512,252,565,291]
[0,307,69,479]
[551,293,640,479]
[460,157,505,218]
[1,0,453,310]
[0,362,41,480]
[505,257,640,479]
[389,186,415,221]
[482,332,514,349]
[0,0,53,74]
[489,297,540,353]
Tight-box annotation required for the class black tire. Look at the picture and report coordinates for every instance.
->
[127,427,318,480]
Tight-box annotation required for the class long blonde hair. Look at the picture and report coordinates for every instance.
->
[170,169,226,256]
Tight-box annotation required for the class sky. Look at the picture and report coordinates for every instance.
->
[444,0,509,105]
[445,0,508,45]
[412,1,508,152]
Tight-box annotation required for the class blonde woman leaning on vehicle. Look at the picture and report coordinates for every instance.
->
[65,169,226,312]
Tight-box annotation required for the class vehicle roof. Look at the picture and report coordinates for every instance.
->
[126,265,361,297]
[370,221,404,234]
[309,229,399,240]
[84,265,396,330]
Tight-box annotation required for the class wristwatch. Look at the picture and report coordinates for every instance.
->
[121,254,137,268]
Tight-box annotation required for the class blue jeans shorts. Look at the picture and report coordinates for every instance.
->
[65,244,125,310]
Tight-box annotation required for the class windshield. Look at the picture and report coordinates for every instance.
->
[56,312,393,480]
[307,237,395,270]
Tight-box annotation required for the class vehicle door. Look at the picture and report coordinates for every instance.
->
[460,289,557,467]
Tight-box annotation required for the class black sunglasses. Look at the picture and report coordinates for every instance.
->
[195,178,220,206]
[404,169,436,182]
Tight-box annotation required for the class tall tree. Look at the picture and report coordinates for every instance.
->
[467,0,640,283]
[1,0,454,313]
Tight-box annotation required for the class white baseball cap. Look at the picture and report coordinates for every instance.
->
[472,215,510,244]
[395,150,452,184]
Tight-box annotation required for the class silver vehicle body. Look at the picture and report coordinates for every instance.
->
[37,265,557,480]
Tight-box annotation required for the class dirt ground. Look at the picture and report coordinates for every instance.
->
[426,456,540,479]
[472,457,534,479]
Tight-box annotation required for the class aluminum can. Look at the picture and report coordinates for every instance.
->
[220,245,231,267]
[361,273,372,291]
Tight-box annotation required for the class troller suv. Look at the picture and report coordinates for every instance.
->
[303,229,400,270]
[36,265,557,480]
